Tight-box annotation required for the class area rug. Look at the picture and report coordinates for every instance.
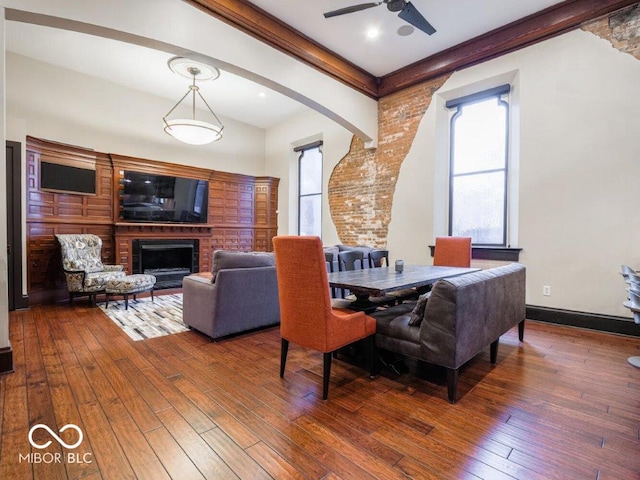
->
[98,293,188,341]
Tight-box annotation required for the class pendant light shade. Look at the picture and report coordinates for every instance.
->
[163,57,224,145]
[163,118,223,145]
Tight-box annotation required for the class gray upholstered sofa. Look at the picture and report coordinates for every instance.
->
[372,263,526,403]
[182,251,280,340]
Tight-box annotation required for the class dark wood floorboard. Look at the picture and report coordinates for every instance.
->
[1,301,639,479]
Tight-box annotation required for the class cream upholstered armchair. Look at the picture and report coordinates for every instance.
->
[56,234,126,305]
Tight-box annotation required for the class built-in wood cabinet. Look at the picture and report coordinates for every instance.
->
[208,172,279,252]
[26,136,279,304]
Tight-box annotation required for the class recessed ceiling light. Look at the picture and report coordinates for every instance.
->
[397,25,414,36]
[366,27,380,40]
[258,92,266,98]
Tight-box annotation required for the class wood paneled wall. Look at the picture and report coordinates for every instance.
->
[26,137,279,305]
[210,172,279,252]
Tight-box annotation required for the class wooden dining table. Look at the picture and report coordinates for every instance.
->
[327,265,481,312]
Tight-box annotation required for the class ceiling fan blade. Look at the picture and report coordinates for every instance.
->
[324,3,381,19]
[397,1,436,35]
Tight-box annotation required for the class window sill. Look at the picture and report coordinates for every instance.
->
[428,245,522,262]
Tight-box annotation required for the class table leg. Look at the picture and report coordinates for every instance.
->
[346,289,377,313]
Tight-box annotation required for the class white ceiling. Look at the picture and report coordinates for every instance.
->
[5,21,308,130]
[248,0,566,76]
[6,0,566,130]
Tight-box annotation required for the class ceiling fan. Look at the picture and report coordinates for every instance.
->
[323,0,436,36]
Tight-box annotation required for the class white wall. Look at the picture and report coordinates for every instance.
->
[265,109,353,246]
[7,53,266,174]
[388,29,640,318]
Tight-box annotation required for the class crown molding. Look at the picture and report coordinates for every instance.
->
[378,0,640,96]
[184,0,639,99]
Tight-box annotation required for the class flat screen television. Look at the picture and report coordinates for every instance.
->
[121,171,208,223]
[41,161,96,194]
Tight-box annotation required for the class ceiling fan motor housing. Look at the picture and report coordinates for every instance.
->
[323,0,435,36]
[386,0,406,12]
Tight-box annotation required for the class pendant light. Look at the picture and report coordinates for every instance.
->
[163,57,224,145]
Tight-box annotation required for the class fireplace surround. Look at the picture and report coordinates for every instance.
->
[132,239,199,289]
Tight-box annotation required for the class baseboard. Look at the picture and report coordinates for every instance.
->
[526,305,640,337]
[0,345,14,374]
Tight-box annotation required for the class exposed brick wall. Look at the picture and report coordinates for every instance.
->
[582,4,640,60]
[328,75,449,247]
[328,6,640,247]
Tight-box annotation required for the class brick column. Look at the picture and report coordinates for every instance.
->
[328,75,449,247]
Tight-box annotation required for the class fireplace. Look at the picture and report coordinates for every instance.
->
[132,239,199,289]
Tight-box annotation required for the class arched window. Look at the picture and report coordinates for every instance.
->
[295,141,323,236]
[447,85,510,246]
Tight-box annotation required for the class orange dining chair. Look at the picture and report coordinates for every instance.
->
[273,236,377,400]
[433,236,472,267]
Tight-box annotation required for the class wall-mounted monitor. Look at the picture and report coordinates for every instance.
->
[120,171,208,224]
[40,161,96,195]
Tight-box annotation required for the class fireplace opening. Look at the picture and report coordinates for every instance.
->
[132,239,198,289]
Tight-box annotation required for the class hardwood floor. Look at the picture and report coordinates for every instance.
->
[1,301,639,479]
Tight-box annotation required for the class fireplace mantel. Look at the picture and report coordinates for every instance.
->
[114,223,213,275]
[115,222,214,234]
